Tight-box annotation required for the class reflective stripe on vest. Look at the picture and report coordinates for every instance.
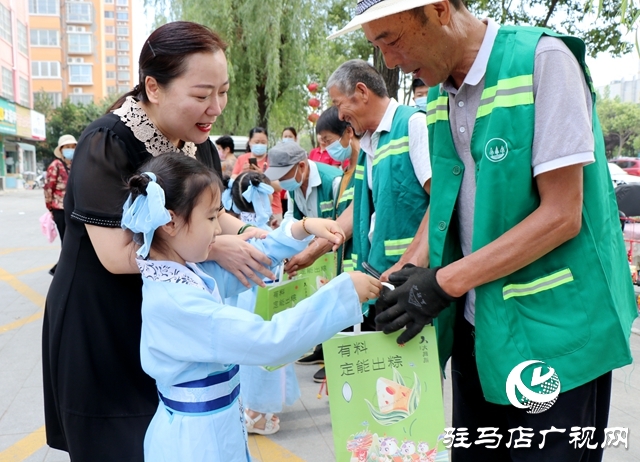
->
[373,136,410,167]
[426,95,449,126]
[502,268,574,300]
[384,237,414,257]
[354,165,365,180]
[338,186,354,205]
[342,259,354,272]
[320,201,334,213]
[477,75,533,119]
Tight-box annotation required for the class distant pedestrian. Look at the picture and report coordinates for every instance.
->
[281,126,298,143]
[43,134,76,275]
[215,135,236,177]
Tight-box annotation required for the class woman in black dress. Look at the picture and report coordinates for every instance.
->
[42,21,275,462]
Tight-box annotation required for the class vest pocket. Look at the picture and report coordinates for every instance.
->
[503,268,590,359]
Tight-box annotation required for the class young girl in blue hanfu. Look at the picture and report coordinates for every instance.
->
[121,153,381,462]
[223,171,299,435]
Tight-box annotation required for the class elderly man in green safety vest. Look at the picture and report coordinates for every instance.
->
[285,59,431,292]
[329,0,637,461]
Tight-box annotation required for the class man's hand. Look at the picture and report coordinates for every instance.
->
[209,234,276,287]
[375,265,457,344]
[284,237,332,276]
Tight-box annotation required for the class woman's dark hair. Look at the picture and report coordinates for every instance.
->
[223,171,271,214]
[108,21,228,112]
[215,135,234,154]
[282,127,297,138]
[246,127,268,152]
[316,106,349,137]
[127,153,223,226]
[315,106,360,140]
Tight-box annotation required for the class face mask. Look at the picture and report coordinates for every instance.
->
[62,148,74,160]
[326,138,351,162]
[414,96,427,112]
[279,166,302,191]
[251,144,268,156]
[282,138,293,143]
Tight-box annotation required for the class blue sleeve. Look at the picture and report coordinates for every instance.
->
[197,219,313,299]
[141,273,362,381]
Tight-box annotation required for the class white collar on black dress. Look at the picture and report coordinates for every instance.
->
[113,96,198,158]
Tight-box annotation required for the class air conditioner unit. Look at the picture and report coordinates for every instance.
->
[72,88,83,94]
[68,57,84,63]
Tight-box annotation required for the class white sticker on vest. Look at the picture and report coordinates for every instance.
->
[484,138,509,162]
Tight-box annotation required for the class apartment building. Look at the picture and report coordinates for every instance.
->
[0,0,45,188]
[29,0,134,107]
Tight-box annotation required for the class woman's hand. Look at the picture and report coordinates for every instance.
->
[209,234,276,287]
[240,226,269,240]
[292,218,345,251]
[348,271,382,303]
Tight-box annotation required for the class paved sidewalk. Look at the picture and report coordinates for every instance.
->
[0,189,639,461]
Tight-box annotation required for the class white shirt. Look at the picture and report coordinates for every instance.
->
[359,98,432,189]
[284,160,341,219]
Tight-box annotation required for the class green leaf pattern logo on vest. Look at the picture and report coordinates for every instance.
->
[484,137,509,162]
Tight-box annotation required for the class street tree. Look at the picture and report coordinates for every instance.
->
[597,96,640,157]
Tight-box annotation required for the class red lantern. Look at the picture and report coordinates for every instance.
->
[308,97,320,108]
[308,113,320,123]
[307,82,319,93]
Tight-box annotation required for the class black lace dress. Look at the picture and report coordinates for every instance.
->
[42,97,222,461]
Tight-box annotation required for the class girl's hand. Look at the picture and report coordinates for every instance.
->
[348,271,382,303]
[293,218,345,251]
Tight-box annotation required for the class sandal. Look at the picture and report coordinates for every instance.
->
[244,411,280,435]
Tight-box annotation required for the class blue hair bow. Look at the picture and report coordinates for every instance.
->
[242,182,274,227]
[121,172,172,258]
[221,178,242,215]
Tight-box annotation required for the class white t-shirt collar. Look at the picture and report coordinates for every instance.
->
[442,18,500,94]
[360,98,399,157]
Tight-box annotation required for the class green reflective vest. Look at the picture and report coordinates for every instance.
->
[290,161,342,219]
[427,26,636,404]
[352,105,430,280]
[336,168,356,273]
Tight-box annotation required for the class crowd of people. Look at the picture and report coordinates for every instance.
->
[40,0,637,461]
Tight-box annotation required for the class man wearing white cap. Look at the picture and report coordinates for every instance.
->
[331,1,636,461]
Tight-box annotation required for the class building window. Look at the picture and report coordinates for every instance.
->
[19,78,29,106]
[105,40,114,49]
[104,11,114,18]
[68,33,91,53]
[69,94,93,105]
[34,91,62,107]
[117,56,129,65]
[116,0,128,5]
[30,29,59,46]
[68,64,92,84]
[32,61,61,78]
[118,85,129,93]
[117,71,130,81]
[17,22,28,54]
[105,0,113,3]
[117,41,129,51]
[0,4,11,44]
[105,55,115,64]
[105,25,114,34]
[116,27,128,36]
[67,3,92,23]
[106,71,115,79]
[107,86,117,94]
[2,67,13,100]
[116,12,128,20]
[29,0,59,15]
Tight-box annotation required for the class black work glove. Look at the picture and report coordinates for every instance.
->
[375,264,457,344]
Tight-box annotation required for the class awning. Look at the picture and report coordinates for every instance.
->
[17,142,36,153]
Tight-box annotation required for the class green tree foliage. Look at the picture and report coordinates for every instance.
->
[34,93,115,162]
[597,96,640,157]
